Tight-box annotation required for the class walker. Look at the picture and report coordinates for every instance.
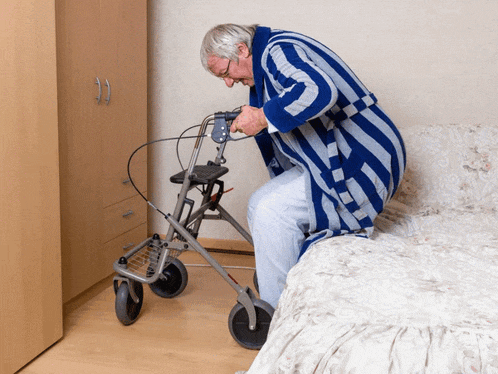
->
[112,111,273,350]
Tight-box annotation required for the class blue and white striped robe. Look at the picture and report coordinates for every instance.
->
[249,26,406,258]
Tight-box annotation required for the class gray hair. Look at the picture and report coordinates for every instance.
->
[200,24,259,73]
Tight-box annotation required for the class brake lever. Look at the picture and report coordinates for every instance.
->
[211,111,240,143]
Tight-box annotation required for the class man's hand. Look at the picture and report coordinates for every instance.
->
[230,106,268,136]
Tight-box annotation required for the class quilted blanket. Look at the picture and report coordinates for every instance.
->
[238,124,498,373]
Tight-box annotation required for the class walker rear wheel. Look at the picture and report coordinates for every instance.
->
[228,299,274,350]
[253,271,259,294]
[149,258,188,298]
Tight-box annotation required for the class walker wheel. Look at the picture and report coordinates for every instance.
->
[228,299,274,350]
[149,258,188,298]
[253,271,259,294]
[115,281,143,326]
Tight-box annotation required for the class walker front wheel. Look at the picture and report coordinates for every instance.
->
[228,299,274,350]
[115,281,144,326]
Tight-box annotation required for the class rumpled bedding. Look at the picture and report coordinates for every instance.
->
[238,124,498,374]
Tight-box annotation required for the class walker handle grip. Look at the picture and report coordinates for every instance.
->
[224,111,240,121]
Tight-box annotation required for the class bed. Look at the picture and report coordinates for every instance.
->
[238,123,498,373]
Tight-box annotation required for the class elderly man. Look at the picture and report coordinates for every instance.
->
[200,24,406,309]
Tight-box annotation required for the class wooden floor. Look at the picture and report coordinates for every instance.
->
[18,252,258,374]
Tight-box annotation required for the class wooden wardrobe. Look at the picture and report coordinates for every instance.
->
[56,0,148,303]
[1,2,63,373]
[1,1,147,372]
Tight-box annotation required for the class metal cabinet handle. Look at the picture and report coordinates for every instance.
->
[105,79,111,105]
[122,210,134,217]
[95,77,102,104]
[122,242,135,250]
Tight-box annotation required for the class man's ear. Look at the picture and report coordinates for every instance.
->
[237,43,250,58]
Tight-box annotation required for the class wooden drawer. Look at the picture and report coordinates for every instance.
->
[103,157,147,208]
[103,223,148,268]
[103,194,147,243]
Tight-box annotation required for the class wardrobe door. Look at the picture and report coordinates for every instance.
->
[56,0,105,302]
[0,1,63,373]
[100,0,148,209]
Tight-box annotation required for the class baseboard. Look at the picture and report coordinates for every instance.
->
[197,237,254,255]
[148,232,254,255]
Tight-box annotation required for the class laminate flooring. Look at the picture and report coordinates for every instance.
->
[18,251,258,374]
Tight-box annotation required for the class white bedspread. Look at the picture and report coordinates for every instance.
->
[242,212,498,373]
[238,124,498,374]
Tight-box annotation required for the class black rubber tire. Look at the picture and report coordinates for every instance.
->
[228,299,274,350]
[115,281,144,326]
[253,271,259,294]
[148,258,188,298]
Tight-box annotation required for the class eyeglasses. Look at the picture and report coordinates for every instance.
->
[219,60,231,79]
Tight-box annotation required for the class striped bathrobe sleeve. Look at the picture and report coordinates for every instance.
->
[261,42,339,133]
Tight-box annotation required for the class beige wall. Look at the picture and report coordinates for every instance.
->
[148,0,498,240]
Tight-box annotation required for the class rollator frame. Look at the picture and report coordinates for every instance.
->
[112,111,273,350]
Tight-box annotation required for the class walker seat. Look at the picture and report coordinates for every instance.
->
[170,164,229,185]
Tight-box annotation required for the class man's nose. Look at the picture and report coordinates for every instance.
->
[224,77,234,88]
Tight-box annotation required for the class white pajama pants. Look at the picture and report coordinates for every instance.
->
[247,167,314,309]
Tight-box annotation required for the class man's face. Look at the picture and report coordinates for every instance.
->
[207,43,254,88]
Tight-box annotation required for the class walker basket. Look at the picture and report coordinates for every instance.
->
[115,237,183,282]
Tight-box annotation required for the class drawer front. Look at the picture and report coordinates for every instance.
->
[103,194,147,243]
[103,224,148,269]
[103,157,147,207]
